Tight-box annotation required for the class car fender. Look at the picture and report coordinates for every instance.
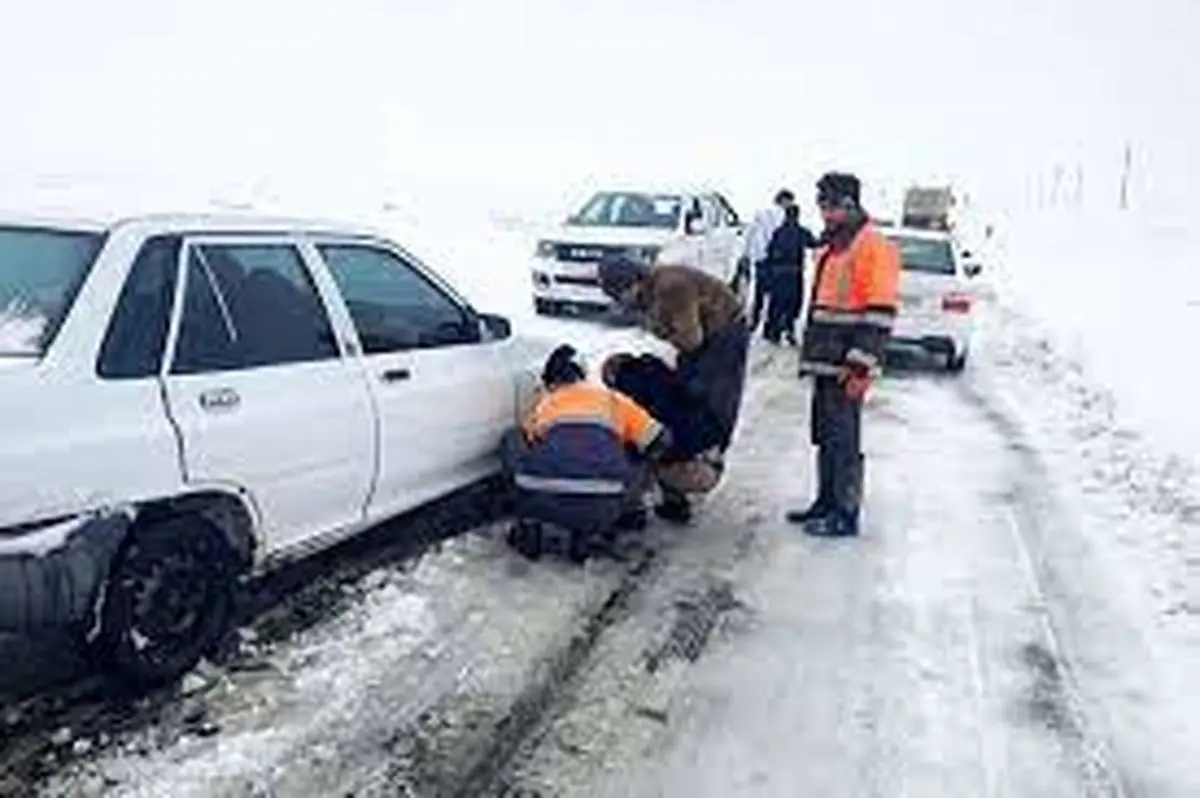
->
[0,507,135,633]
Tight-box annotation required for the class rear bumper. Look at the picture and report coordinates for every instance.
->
[0,511,131,633]
[892,314,973,352]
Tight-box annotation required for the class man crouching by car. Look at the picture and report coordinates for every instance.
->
[597,256,751,524]
[501,345,672,563]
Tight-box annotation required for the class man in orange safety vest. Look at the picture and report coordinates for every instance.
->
[788,172,900,537]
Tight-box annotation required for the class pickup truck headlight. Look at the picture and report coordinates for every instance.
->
[535,240,558,258]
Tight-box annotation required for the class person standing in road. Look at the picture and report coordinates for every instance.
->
[788,172,900,537]
[761,203,820,345]
[737,189,795,334]
[597,257,750,525]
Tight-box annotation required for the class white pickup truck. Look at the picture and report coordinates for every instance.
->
[0,214,544,687]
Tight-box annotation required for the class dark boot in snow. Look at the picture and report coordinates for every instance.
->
[786,449,834,525]
[803,507,859,538]
[506,519,544,561]
[614,506,649,531]
[654,491,693,525]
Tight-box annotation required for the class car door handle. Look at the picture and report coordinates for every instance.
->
[381,367,411,383]
[199,387,240,411]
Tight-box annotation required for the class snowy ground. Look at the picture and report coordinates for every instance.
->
[6,208,1200,796]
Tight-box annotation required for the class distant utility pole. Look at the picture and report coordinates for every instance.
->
[1119,142,1133,210]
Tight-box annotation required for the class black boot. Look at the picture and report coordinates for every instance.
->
[803,507,859,537]
[614,506,649,531]
[786,449,833,525]
[803,453,863,538]
[655,489,693,525]
[506,519,544,561]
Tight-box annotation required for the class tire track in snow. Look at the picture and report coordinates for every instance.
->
[956,377,1138,798]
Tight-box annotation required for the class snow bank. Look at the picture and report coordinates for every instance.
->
[990,208,1200,466]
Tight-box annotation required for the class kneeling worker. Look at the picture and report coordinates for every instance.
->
[502,345,671,562]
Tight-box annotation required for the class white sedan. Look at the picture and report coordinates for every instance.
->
[882,227,982,372]
[0,213,548,686]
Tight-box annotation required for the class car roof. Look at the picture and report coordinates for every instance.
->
[582,185,726,199]
[0,211,392,240]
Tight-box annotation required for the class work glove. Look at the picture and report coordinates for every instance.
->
[839,367,872,402]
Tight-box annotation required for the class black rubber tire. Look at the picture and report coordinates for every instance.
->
[94,515,237,691]
[947,349,968,374]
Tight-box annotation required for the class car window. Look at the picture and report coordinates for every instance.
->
[171,243,339,375]
[317,243,478,354]
[889,236,957,275]
[698,196,720,229]
[567,192,682,229]
[713,193,741,227]
[0,227,105,357]
[97,236,181,379]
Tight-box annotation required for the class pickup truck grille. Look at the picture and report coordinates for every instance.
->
[554,243,632,263]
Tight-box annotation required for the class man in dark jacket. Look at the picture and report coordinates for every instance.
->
[762,203,820,345]
[597,257,750,524]
[601,352,727,495]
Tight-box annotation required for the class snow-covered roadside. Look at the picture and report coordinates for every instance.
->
[963,214,1200,793]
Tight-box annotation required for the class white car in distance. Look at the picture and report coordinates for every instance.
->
[882,226,982,372]
[530,188,744,316]
[0,214,545,686]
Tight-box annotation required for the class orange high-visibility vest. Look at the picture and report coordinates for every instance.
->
[799,223,900,377]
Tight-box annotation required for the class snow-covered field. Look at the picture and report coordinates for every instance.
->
[7,202,1200,796]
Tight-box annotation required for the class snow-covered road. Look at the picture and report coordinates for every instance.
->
[28,291,1198,796]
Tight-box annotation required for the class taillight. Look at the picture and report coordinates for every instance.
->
[941,292,972,314]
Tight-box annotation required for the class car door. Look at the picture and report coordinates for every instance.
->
[161,236,377,555]
[311,239,516,522]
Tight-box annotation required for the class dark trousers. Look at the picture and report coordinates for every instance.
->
[764,268,802,342]
[677,321,751,452]
[810,376,864,515]
[749,261,770,330]
[500,429,645,534]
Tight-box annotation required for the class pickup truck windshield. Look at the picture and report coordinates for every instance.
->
[889,235,956,275]
[0,227,105,356]
[567,192,682,229]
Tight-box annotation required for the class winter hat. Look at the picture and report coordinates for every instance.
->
[597,254,650,301]
[542,344,586,386]
[816,172,862,209]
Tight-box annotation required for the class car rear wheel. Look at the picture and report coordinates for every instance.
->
[94,515,238,690]
[947,348,968,374]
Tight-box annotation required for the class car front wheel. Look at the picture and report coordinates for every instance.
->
[94,514,238,690]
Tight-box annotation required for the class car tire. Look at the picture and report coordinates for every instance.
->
[94,514,238,690]
[947,349,968,374]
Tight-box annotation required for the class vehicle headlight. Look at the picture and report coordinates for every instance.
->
[535,240,558,258]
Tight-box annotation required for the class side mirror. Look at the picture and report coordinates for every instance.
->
[961,250,973,260]
[685,215,708,236]
[964,263,982,278]
[479,312,512,340]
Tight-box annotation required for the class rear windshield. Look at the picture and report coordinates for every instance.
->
[889,235,955,275]
[0,227,106,356]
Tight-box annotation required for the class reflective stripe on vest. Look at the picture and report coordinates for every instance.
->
[513,474,627,495]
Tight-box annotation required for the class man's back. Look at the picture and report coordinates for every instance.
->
[743,206,785,264]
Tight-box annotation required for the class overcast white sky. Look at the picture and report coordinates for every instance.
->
[0,0,1194,217]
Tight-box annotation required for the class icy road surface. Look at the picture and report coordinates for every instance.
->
[31,308,1200,797]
